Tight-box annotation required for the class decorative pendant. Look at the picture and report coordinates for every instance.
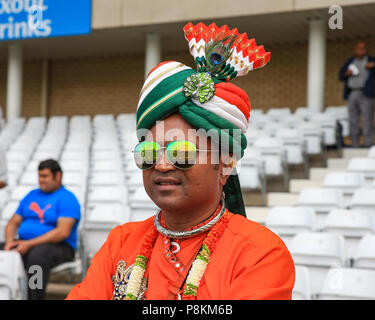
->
[183,72,215,104]
[111,260,148,300]
[170,241,181,254]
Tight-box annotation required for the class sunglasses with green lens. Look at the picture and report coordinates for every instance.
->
[133,140,217,170]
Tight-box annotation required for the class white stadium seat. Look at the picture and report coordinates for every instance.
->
[24,160,40,174]
[85,203,129,225]
[7,161,25,176]
[91,160,123,172]
[124,158,139,177]
[250,114,272,130]
[266,108,291,122]
[121,136,139,153]
[50,258,82,276]
[0,118,25,149]
[61,150,90,162]
[292,266,312,300]
[367,146,375,158]
[89,172,125,187]
[347,158,375,181]
[265,206,316,249]
[238,161,265,190]
[10,186,34,202]
[321,209,375,260]
[318,268,375,300]
[353,234,375,269]
[19,172,38,187]
[6,173,18,189]
[128,188,158,221]
[276,129,306,164]
[33,148,61,161]
[117,113,136,132]
[294,107,317,122]
[322,209,375,237]
[290,232,346,296]
[93,114,115,123]
[350,188,375,211]
[62,172,87,188]
[325,106,349,137]
[1,201,20,222]
[253,137,288,190]
[310,113,337,146]
[248,109,263,117]
[0,251,28,300]
[64,139,91,151]
[91,150,122,162]
[6,150,32,163]
[91,140,120,152]
[87,186,128,206]
[82,203,130,267]
[296,188,343,228]
[60,160,89,176]
[323,172,364,196]
[0,201,18,242]
[10,140,36,153]
[64,185,86,209]
[297,122,324,157]
[0,189,10,211]
[279,115,302,130]
[125,171,144,192]
[37,140,64,152]
[245,128,267,147]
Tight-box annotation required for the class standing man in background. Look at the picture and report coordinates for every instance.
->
[339,41,375,148]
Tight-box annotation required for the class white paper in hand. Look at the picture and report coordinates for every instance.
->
[348,63,360,76]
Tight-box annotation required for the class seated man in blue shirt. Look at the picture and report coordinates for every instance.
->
[0,159,81,300]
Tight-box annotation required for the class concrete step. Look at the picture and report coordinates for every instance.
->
[342,148,369,159]
[289,179,323,194]
[309,168,340,181]
[45,282,75,300]
[245,206,269,225]
[327,158,350,170]
[267,192,299,207]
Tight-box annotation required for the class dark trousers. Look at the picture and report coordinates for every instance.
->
[348,90,374,147]
[0,242,74,300]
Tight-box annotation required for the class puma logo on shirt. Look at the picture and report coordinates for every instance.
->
[28,202,52,224]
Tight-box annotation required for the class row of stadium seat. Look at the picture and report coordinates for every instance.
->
[0,107,368,300]
[263,146,375,299]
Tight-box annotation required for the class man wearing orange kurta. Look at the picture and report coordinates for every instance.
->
[66,22,295,300]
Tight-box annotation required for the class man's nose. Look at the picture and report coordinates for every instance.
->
[154,150,176,172]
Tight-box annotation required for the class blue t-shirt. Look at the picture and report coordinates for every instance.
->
[16,185,81,250]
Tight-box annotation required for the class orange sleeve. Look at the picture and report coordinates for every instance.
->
[223,239,295,300]
[65,226,121,300]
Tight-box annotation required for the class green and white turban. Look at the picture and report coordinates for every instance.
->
[136,22,271,216]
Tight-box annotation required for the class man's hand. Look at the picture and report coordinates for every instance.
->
[14,240,33,256]
[4,240,18,251]
[366,61,375,69]
[345,69,353,76]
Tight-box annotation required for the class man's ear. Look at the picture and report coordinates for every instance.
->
[55,171,62,182]
[219,154,237,186]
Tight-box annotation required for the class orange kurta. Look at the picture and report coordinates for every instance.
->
[66,212,295,300]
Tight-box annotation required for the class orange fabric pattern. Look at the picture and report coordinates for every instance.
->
[66,212,295,300]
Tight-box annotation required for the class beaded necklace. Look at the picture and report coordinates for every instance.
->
[123,201,229,300]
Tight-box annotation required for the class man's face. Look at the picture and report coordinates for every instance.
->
[142,113,229,213]
[38,168,61,193]
[355,42,367,59]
